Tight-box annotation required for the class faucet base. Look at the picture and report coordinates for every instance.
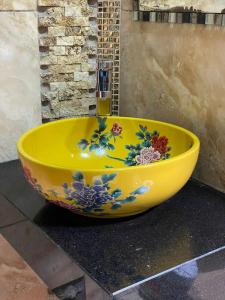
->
[96,97,112,116]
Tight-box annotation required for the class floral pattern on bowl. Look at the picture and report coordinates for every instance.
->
[136,147,161,164]
[78,118,171,167]
[78,117,123,153]
[124,125,171,166]
[48,199,83,214]
[22,167,150,215]
[62,172,149,213]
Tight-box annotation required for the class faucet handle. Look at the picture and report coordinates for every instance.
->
[96,60,113,116]
[96,60,113,94]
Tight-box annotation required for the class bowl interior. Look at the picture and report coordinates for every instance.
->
[18,117,196,170]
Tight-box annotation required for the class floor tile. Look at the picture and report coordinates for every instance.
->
[0,220,84,290]
[0,160,46,220]
[0,193,26,228]
[0,234,58,300]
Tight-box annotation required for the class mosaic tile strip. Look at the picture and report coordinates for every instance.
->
[97,0,121,116]
[133,0,225,25]
[139,0,225,13]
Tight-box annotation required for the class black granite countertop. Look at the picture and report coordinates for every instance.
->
[1,160,225,299]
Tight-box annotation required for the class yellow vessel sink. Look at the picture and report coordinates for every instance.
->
[17,116,200,218]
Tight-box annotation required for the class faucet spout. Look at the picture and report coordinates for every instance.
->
[96,60,113,116]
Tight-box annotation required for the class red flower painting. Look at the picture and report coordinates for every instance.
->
[152,135,168,154]
[111,123,122,136]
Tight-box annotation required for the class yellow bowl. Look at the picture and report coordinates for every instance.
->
[17,116,200,218]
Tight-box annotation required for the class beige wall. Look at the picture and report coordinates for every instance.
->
[0,1,37,10]
[0,1,41,163]
[121,0,225,192]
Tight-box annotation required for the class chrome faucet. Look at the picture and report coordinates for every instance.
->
[96,60,113,116]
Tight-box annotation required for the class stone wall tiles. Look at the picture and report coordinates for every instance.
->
[0,12,41,162]
[121,0,225,192]
[38,0,98,120]
[0,0,37,11]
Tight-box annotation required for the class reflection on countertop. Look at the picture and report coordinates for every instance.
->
[115,246,225,299]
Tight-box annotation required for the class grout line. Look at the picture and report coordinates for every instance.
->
[113,244,225,296]
[0,10,36,12]
[0,219,27,230]
[0,192,29,220]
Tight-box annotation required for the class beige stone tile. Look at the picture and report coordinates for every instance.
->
[0,0,37,10]
[0,234,58,300]
[121,1,225,192]
[0,12,41,162]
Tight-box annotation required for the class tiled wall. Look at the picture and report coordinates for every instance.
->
[39,0,121,120]
[0,1,41,163]
[139,0,225,13]
[97,0,121,115]
[121,0,225,192]
[134,10,225,26]
[38,0,98,121]
[133,0,225,25]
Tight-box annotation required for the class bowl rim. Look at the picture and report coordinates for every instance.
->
[17,116,200,173]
